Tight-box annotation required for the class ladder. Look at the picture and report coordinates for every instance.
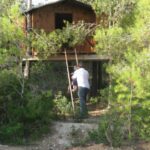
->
[64,49,78,115]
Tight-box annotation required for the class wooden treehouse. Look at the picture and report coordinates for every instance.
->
[23,0,109,96]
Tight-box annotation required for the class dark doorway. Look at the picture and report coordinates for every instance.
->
[55,13,73,29]
[91,61,109,96]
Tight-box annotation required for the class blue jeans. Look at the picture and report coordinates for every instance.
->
[78,87,89,117]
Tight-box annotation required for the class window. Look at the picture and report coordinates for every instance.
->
[55,13,73,29]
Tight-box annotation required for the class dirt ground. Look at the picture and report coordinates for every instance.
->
[68,142,150,150]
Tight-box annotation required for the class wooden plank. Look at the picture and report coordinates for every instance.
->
[22,54,111,62]
[64,50,75,114]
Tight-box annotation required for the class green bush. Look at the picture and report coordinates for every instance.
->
[0,70,54,144]
[0,123,24,144]
[89,49,150,147]
[89,88,109,108]
[53,91,73,119]
[89,107,128,147]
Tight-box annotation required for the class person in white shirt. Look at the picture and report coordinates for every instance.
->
[72,62,90,118]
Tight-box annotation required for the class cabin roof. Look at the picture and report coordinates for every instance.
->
[24,0,93,13]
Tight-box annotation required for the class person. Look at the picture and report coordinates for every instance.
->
[72,62,90,118]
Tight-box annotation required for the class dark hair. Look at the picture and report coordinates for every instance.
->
[77,62,83,68]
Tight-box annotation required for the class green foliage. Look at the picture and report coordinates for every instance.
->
[90,49,150,146]
[0,70,54,144]
[0,71,23,124]
[0,1,27,140]
[0,0,149,146]
[0,0,16,15]
[0,1,25,64]
[23,90,54,142]
[80,0,137,28]
[0,70,24,143]
[93,0,137,59]
[61,21,91,48]
[31,29,62,58]
[0,123,24,144]
[92,0,150,146]
[130,0,150,49]
[94,26,126,59]
[89,107,129,147]
[89,89,109,108]
[53,91,73,118]
[24,91,54,123]
[31,21,93,58]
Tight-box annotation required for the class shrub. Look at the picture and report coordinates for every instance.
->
[89,107,128,147]
[89,49,150,146]
[89,88,109,108]
[53,91,73,119]
[0,70,54,144]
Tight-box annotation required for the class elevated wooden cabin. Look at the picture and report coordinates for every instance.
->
[24,0,109,96]
[24,0,96,55]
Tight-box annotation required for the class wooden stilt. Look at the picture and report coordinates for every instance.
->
[24,60,30,78]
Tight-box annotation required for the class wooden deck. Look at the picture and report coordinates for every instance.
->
[23,54,110,62]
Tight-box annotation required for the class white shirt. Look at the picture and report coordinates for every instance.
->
[72,68,90,89]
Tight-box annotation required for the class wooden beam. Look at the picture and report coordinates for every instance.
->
[22,54,111,62]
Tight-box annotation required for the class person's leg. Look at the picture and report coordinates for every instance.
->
[78,87,89,118]
[83,88,89,116]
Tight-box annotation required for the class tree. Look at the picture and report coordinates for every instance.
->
[0,0,25,64]
[0,1,54,144]
[91,0,150,146]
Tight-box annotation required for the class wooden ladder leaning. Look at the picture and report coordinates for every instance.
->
[64,49,79,115]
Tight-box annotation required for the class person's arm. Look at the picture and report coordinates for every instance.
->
[72,71,77,79]
[72,85,77,92]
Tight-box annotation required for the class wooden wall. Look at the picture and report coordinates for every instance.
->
[31,3,95,32]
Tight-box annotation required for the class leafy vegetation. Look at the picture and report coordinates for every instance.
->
[53,91,73,119]
[0,70,54,144]
[89,0,150,147]
[0,1,25,64]
[89,49,150,146]
[0,1,55,144]
[31,21,94,59]
[0,0,149,147]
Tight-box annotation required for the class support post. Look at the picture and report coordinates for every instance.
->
[23,0,32,77]
[24,60,30,78]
